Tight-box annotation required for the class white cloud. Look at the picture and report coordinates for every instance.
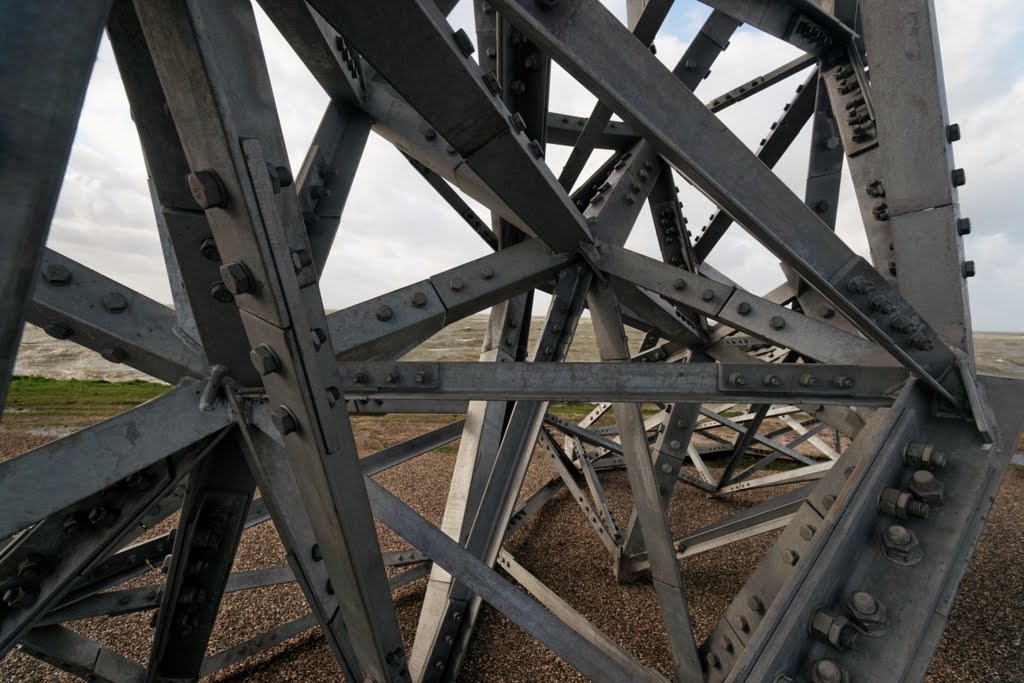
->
[44,0,1024,333]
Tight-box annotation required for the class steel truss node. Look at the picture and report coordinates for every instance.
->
[1,1,1021,681]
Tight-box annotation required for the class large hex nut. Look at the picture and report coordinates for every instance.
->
[878,487,929,519]
[846,590,888,636]
[186,170,227,209]
[810,658,849,683]
[904,442,948,470]
[809,610,858,649]
[249,344,281,376]
[881,524,922,566]
[908,470,944,507]
[220,261,256,296]
[42,263,72,285]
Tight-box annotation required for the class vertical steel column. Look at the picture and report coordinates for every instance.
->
[133,2,410,680]
[588,280,703,679]
[859,0,974,358]
[0,0,112,414]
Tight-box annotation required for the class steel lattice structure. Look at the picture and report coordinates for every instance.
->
[1,0,1022,681]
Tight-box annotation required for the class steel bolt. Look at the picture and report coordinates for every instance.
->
[352,371,367,384]
[851,591,877,615]
[800,524,816,540]
[452,28,474,56]
[42,263,72,286]
[962,260,976,278]
[706,652,721,669]
[747,594,764,613]
[249,345,280,375]
[416,370,429,384]
[800,374,817,387]
[824,135,840,150]
[909,334,934,352]
[102,292,128,313]
[220,261,256,296]
[87,505,113,527]
[311,543,322,561]
[17,555,46,580]
[210,281,234,303]
[737,301,752,315]
[272,406,299,435]
[311,327,327,350]
[811,658,845,683]
[869,295,896,314]
[879,487,929,519]
[480,265,495,280]
[847,276,875,296]
[291,248,313,273]
[846,590,888,636]
[904,442,947,470]
[672,278,687,291]
[951,168,967,187]
[728,372,745,387]
[411,291,428,307]
[529,139,544,159]
[769,316,785,330]
[3,586,37,609]
[186,170,227,209]
[890,316,916,334]
[325,386,341,407]
[718,635,734,653]
[834,376,854,389]
[101,346,127,364]
[449,277,464,292]
[509,112,526,132]
[957,217,972,236]
[819,306,835,319]
[810,610,858,649]
[377,304,394,321]
[200,238,220,261]
[701,289,715,302]
[909,469,944,507]
[43,321,73,340]
[781,548,800,565]
[63,514,83,536]
[823,494,836,510]
[266,163,293,193]
[762,374,781,387]
[731,614,750,633]
[946,123,961,142]
[482,72,502,95]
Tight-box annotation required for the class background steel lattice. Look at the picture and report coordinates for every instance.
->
[1,0,1022,681]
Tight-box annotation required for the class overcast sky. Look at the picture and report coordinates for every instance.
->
[48,1,1023,333]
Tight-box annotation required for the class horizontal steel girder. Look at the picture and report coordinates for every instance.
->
[336,361,907,405]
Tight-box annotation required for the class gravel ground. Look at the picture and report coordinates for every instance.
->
[1,421,1022,682]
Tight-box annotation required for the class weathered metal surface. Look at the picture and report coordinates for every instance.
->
[0,2,1020,682]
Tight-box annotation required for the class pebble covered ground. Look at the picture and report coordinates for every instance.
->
[1,420,1022,682]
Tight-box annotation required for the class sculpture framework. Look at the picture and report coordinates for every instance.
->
[1,1,1022,681]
